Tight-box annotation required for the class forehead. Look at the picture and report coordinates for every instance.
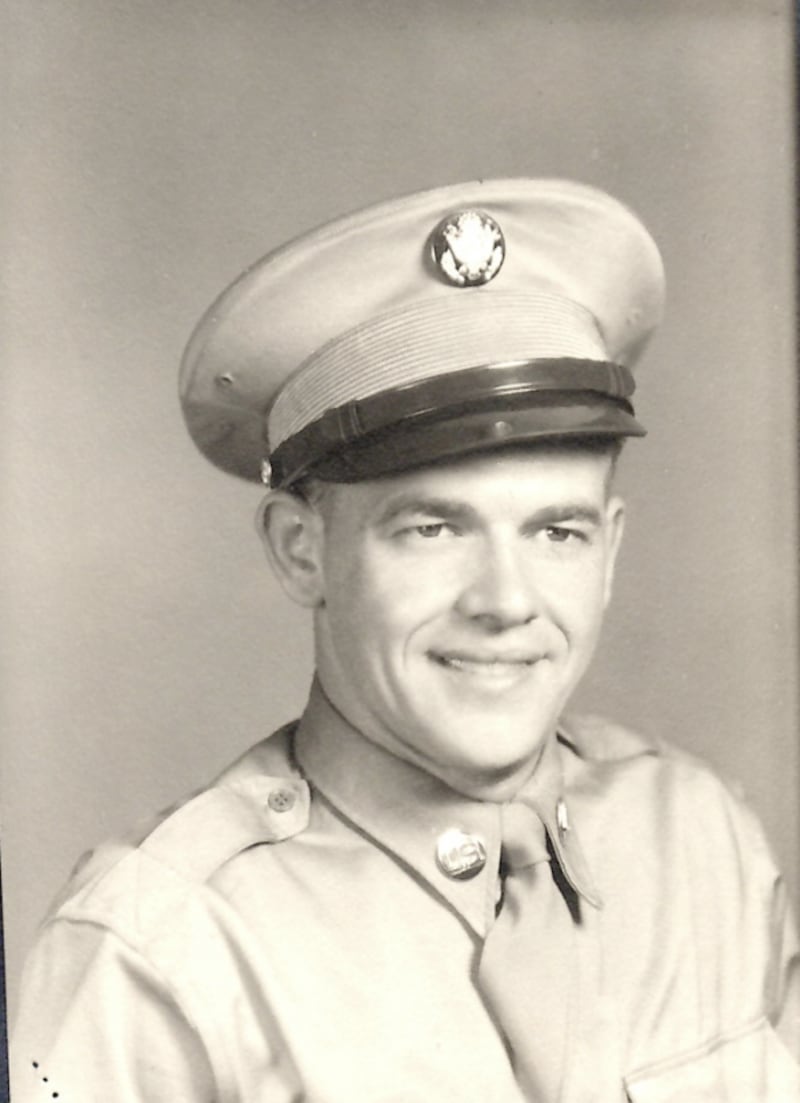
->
[323,445,615,520]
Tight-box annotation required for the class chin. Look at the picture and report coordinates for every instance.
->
[451,705,555,743]
[423,719,551,780]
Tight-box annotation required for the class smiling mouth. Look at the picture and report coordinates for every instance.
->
[429,652,541,676]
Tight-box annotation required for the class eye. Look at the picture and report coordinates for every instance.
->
[394,520,460,541]
[544,525,585,544]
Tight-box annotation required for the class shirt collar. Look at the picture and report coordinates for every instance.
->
[293,680,601,938]
[557,712,661,761]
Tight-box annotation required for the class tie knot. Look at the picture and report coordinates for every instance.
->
[500,801,549,871]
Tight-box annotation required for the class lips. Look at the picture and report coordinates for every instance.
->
[429,651,542,675]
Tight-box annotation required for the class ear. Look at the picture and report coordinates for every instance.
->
[602,496,626,608]
[258,491,326,608]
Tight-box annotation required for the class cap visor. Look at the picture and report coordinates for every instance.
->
[302,397,644,484]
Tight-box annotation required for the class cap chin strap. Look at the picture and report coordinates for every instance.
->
[267,357,636,487]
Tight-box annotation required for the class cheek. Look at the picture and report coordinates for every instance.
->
[322,559,410,658]
[545,557,610,637]
[346,551,458,629]
[576,575,612,643]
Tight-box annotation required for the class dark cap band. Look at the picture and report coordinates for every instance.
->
[269,357,641,487]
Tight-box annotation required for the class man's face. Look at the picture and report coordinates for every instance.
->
[310,446,624,798]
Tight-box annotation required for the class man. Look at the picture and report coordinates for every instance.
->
[11,179,800,1100]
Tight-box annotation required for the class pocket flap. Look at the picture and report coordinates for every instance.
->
[625,1019,800,1102]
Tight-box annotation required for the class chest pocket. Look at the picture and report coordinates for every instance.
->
[624,1019,800,1103]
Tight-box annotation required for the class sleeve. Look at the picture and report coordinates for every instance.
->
[10,918,217,1103]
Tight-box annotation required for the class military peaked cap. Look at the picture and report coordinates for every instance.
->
[180,178,664,487]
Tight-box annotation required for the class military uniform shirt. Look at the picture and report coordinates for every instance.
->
[11,683,800,1101]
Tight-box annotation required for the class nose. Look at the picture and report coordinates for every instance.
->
[455,538,541,630]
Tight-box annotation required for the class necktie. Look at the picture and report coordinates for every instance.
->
[478,797,576,1101]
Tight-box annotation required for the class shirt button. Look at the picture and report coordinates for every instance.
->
[267,787,296,813]
[436,827,487,880]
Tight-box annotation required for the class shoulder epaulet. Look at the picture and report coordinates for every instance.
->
[139,723,309,883]
[48,725,310,945]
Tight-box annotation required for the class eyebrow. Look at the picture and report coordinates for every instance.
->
[373,496,478,528]
[373,495,604,529]
[527,505,604,526]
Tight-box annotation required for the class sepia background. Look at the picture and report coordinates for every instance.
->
[2,0,796,1020]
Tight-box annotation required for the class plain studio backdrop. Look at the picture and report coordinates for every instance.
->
[2,1,797,1021]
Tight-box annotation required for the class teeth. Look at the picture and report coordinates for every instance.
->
[436,655,532,671]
